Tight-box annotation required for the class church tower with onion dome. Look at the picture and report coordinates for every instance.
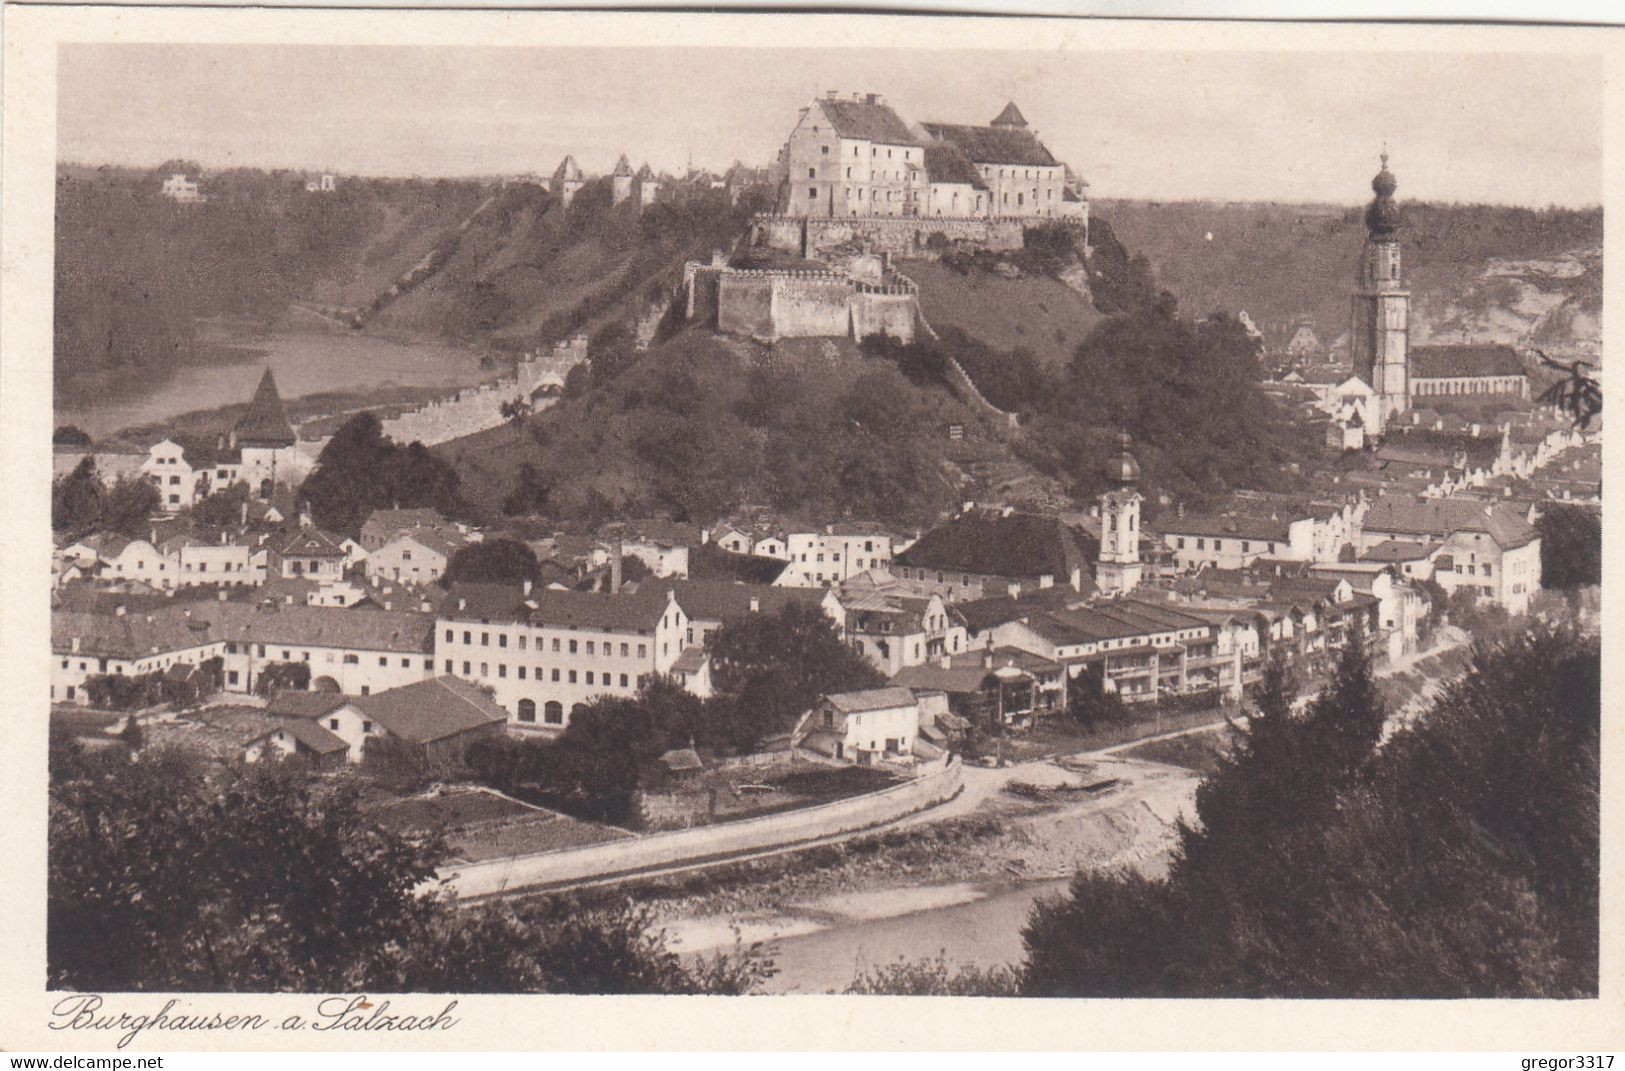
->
[1350,151,1411,433]
[1096,431,1143,596]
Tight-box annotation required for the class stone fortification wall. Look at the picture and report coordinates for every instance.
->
[771,275,854,338]
[752,214,1028,259]
[716,273,777,338]
[381,336,588,447]
[441,755,963,898]
[689,263,918,344]
[851,287,919,343]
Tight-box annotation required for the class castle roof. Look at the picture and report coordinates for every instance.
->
[920,122,1058,168]
[1409,344,1526,380]
[234,369,297,448]
[991,101,1029,128]
[815,97,918,146]
[636,162,656,181]
[922,143,987,189]
[612,154,633,177]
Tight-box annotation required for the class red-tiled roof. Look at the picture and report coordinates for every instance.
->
[923,143,988,189]
[920,122,1058,167]
[1409,344,1526,380]
[347,676,507,743]
[894,512,1090,588]
[816,98,918,145]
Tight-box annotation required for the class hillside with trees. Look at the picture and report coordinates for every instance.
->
[53,165,488,405]
[1096,199,1601,365]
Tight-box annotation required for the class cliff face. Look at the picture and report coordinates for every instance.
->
[1413,246,1601,361]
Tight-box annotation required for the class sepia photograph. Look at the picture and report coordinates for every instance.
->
[1,5,1616,1051]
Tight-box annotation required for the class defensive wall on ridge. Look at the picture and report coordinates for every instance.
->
[380,335,588,447]
[751,214,1028,259]
[440,754,963,898]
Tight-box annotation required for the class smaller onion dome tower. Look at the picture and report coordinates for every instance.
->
[1097,432,1144,596]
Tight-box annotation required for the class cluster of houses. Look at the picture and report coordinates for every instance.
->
[52,399,1577,777]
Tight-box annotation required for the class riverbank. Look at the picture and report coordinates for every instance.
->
[640,753,1203,992]
[57,323,495,442]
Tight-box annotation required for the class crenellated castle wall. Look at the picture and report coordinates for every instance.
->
[687,262,917,344]
[380,336,589,447]
[750,214,1029,259]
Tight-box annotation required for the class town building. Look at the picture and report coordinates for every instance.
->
[892,646,1067,726]
[160,172,204,203]
[830,582,968,676]
[316,676,508,767]
[365,527,467,586]
[890,508,1092,602]
[436,582,692,731]
[795,686,920,765]
[1357,495,1542,613]
[778,523,896,587]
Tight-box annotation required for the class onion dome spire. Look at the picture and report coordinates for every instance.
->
[1103,430,1141,486]
[1365,149,1401,238]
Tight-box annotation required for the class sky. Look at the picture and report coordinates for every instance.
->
[57,44,1603,206]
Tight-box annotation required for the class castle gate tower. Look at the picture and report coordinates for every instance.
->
[1350,152,1410,433]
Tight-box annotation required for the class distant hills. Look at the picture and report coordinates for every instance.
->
[1096,198,1602,365]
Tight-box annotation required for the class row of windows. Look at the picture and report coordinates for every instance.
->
[1172,536,1278,554]
[225,641,430,668]
[443,629,649,659]
[448,659,640,690]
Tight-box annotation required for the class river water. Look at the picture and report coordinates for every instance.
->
[757,879,1071,995]
[56,327,488,439]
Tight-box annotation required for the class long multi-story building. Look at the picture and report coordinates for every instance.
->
[435,582,692,732]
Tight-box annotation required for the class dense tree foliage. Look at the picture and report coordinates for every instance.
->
[707,602,887,745]
[443,537,540,587]
[48,741,765,993]
[1017,303,1315,506]
[53,425,92,446]
[1536,505,1602,590]
[455,332,961,527]
[299,412,465,537]
[51,458,162,539]
[1018,629,1598,997]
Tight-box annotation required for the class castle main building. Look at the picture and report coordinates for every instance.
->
[778,92,1087,221]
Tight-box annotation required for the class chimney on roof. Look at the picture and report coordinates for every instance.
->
[939,652,951,670]
[218,589,228,602]
[115,605,126,617]
[384,600,392,611]
[458,597,467,611]
[611,543,623,595]
[523,579,533,596]
[71,637,80,652]
[421,600,432,612]
[150,528,157,545]
[983,648,994,669]
[749,596,761,613]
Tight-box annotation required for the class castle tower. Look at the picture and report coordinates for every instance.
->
[611,154,634,205]
[1096,432,1143,596]
[551,155,584,207]
[1350,151,1410,434]
[231,368,298,497]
